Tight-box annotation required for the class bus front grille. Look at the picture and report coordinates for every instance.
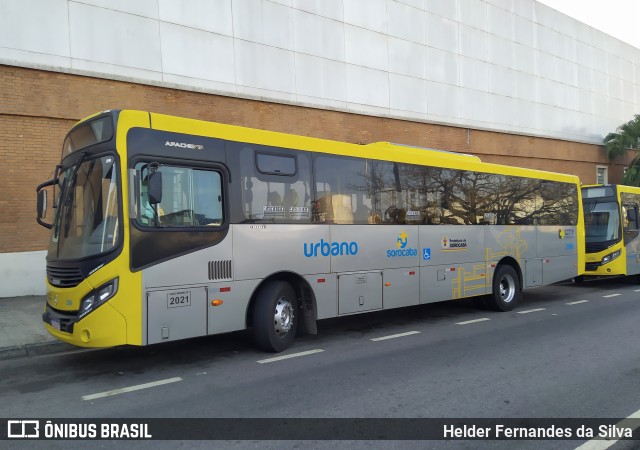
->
[46,264,84,287]
[208,260,232,281]
[585,262,601,271]
[585,242,614,253]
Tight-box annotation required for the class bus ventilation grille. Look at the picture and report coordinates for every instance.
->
[46,264,84,288]
[208,260,232,281]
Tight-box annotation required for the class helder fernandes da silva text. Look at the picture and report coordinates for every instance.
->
[444,424,633,439]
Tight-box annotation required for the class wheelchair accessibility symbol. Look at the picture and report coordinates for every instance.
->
[423,248,431,260]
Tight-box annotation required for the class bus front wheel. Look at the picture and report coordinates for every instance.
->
[487,265,521,311]
[252,280,298,352]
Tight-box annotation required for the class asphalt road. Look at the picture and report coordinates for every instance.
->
[1,278,640,450]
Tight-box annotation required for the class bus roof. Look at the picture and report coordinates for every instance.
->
[583,184,640,195]
[116,110,580,185]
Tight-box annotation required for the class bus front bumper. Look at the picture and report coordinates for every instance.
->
[584,254,624,276]
[42,302,127,348]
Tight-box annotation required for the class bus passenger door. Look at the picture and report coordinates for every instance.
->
[623,203,640,275]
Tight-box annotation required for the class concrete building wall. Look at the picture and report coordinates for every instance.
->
[1,0,639,144]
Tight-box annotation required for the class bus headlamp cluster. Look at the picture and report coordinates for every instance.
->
[601,250,622,265]
[78,278,119,319]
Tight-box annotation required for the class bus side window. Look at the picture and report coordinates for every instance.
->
[238,145,311,223]
[623,204,639,244]
[372,161,406,225]
[314,155,369,224]
[134,163,222,228]
[624,204,638,231]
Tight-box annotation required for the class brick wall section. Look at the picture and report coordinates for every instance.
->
[0,65,630,253]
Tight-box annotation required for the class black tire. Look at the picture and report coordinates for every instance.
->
[573,275,585,284]
[252,281,298,352]
[486,265,521,311]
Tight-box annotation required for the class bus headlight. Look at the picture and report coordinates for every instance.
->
[78,278,119,319]
[601,250,622,265]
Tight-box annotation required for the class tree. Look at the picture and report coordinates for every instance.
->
[604,114,640,185]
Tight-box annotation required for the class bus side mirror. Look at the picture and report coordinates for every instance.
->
[37,190,47,220]
[36,178,56,229]
[148,171,163,205]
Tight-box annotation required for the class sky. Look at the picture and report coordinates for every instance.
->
[536,0,640,49]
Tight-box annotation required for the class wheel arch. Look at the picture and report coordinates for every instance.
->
[494,256,523,291]
[245,271,317,329]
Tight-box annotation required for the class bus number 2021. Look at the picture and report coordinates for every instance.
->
[167,291,191,308]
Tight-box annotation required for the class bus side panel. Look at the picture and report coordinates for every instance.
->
[142,230,234,289]
[524,259,543,287]
[330,225,419,314]
[622,192,640,276]
[304,273,337,319]
[419,262,487,304]
[233,224,329,281]
[209,279,260,334]
[542,255,579,285]
[141,230,234,344]
[485,226,537,262]
[625,240,640,276]
[383,268,419,309]
[146,287,207,344]
[420,225,485,268]
[419,225,486,303]
[330,225,420,273]
[537,225,579,283]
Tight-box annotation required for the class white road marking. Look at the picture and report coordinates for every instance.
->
[574,409,640,450]
[455,318,490,325]
[567,300,589,305]
[82,377,182,401]
[370,331,420,342]
[603,294,621,298]
[517,308,546,314]
[257,349,324,364]
[634,289,640,292]
[35,348,98,359]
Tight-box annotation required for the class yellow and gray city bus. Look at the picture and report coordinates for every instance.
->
[581,184,640,279]
[36,110,584,352]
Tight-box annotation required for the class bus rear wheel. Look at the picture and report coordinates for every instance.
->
[252,280,298,352]
[487,265,521,311]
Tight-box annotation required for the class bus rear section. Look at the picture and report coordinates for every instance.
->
[582,184,640,278]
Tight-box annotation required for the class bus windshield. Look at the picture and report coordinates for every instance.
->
[584,201,620,244]
[49,154,120,259]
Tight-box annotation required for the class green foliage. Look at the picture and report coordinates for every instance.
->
[604,114,640,186]
[622,155,640,186]
[604,114,640,160]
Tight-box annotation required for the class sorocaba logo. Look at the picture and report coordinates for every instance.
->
[397,230,408,249]
[387,231,417,257]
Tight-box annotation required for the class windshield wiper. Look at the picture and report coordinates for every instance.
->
[57,152,87,256]
[585,200,599,214]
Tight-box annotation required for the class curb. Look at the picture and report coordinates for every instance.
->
[0,340,78,361]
